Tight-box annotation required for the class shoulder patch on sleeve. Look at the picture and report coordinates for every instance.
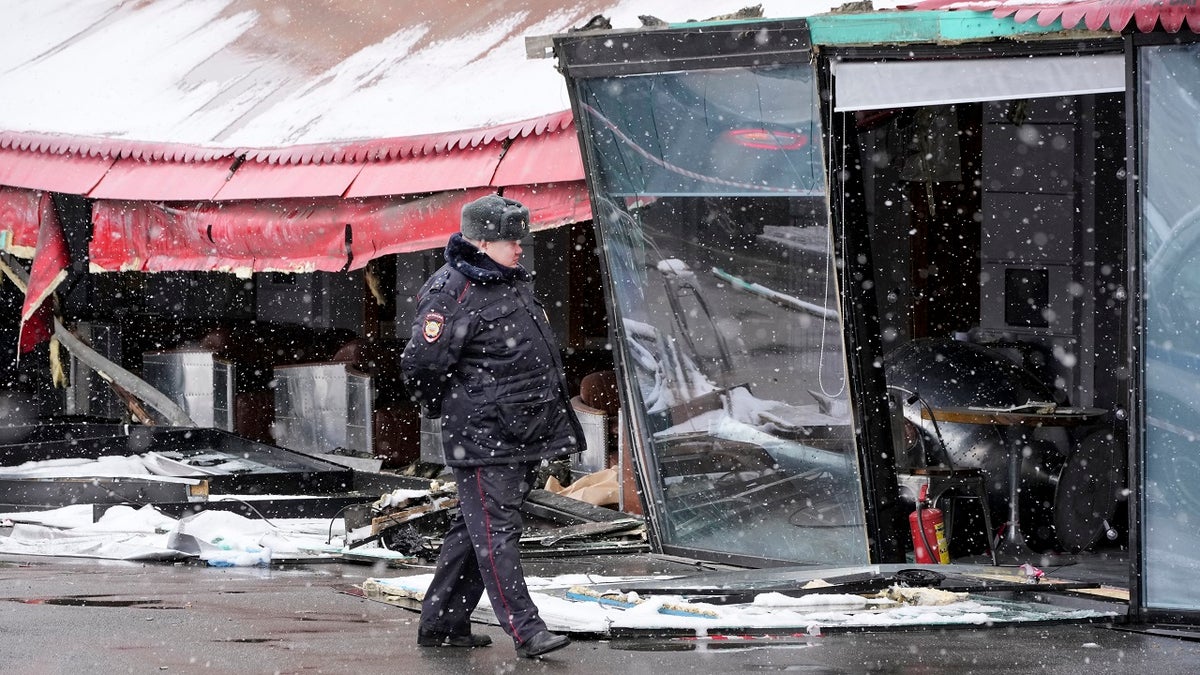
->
[422,311,446,342]
[428,270,451,293]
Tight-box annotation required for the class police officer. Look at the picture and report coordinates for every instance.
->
[401,194,583,658]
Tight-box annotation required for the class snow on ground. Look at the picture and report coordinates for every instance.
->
[367,573,1119,635]
[0,503,345,564]
[0,503,1118,633]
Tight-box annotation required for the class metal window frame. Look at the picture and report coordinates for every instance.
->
[1128,30,1200,626]
[555,19,888,566]
[819,37,1131,567]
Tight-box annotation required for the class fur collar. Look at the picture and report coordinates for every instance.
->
[444,232,531,284]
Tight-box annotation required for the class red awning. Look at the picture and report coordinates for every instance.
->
[344,183,592,262]
[0,149,113,194]
[491,129,585,187]
[0,186,41,257]
[916,0,1200,32]
[89,159,237,201]
[90,188,494,274]
[503,182,592,231]
[92,199,359,273]
[214,161,365,200]
[89,182,591,275]
[346,188,494,262]
[346,147,503,198]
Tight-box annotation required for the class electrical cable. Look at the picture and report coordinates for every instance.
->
[210,495,282,531]
[817,91,848,399]
[326,502,358,546]
[887,385,956,470]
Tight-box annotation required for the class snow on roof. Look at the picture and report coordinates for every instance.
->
[0,0,891,151]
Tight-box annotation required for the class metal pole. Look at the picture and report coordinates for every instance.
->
[0,252,196,427]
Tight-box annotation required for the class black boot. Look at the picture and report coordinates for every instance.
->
[515,630,570,658]
[418,629,492,648]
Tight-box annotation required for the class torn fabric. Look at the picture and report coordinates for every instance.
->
[18,192,70,353]
[0,186,40,257]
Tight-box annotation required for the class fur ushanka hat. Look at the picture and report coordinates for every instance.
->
[461,194,530,241]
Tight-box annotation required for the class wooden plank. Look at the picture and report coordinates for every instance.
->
[370,497,457,535]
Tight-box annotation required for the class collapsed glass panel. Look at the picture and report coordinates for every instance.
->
[1140,43,1200,611]
[576,65,870,565]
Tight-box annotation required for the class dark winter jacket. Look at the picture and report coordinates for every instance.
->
[400,233,584,467]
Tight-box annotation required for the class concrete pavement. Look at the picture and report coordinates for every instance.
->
[0,554,1197,674]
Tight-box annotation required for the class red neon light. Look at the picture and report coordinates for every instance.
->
[722,128,808,150]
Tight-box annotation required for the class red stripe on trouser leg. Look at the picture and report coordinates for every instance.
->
[477,467,525,643]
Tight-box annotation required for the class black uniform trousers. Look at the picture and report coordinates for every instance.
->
[419,462,547,646]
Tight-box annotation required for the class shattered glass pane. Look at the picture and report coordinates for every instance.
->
[576,64,869,565]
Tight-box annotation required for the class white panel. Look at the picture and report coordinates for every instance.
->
[833,55,1125,112]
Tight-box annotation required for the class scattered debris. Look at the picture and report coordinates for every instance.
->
[545,467,619,507]
[524,487,639,526]
[570,14,611,32]
[658,601,720,618]
[696,4,763,22]
[341,483,456,555]
[533,518,643,547]
[751,592,874,610]
[1020,563,1046,584]
[362,577,425,605]
[566,585,644,609]
[0,503,344,564]
[831,1,874,14]
[882,585,969,607]
[360,572,1122,637]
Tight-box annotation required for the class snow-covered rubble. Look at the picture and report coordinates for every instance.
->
[364,573,1120,636]
[0,503,345,564]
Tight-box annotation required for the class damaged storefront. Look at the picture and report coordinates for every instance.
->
[0,2,646,582]
[0,121,608,469]
[550,2,1200,625]
[0,115,636,563]
[4,0,1200,645]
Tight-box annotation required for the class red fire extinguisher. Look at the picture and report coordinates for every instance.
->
[909,484,950,564]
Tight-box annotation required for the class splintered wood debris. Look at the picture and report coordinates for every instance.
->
[342,481,457,553]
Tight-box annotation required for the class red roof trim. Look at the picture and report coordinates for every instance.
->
[916,0,1200,33]
[89,159,237,201]
[345,146,504,199]
[0,110,575,168]
[0,111,580,200]
[491,129,585,187]
[0,131,237,162]
[214,161,365,201]
[0,149,114,194]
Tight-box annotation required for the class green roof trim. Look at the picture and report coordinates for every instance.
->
[807,10,1065,46]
